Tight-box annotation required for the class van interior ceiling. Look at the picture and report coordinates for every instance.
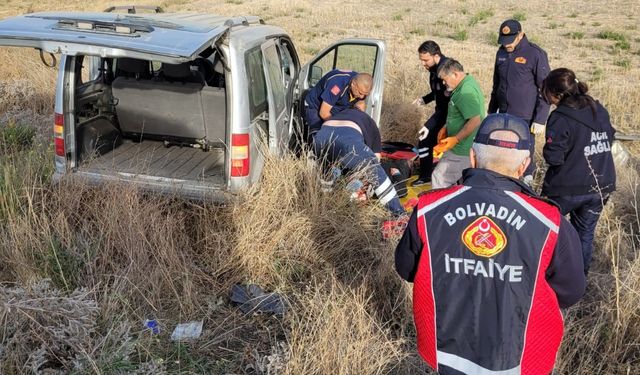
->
[72,51,228,184]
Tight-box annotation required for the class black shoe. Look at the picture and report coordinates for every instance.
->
[411,177,431,187]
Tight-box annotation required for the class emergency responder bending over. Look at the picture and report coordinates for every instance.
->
[304,69,372,138]
[395,113,586,375]
[431,59,485,189]
[489,19,551,185]
[411,41,450,187]
[541,68,616,275]
[313,108,404,216]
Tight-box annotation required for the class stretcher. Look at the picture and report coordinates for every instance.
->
[400,175,432,209]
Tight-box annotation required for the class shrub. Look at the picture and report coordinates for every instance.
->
[566,31,585,40]
[614,40,631,50]
[468,8,494,26]
[598,30,627,42]
[0,122,36,152]
[451,29,469,41]
[513,12,527,21]
[615,58,631,69]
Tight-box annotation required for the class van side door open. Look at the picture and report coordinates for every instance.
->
[298,39,386,126]
[260,39,289,155]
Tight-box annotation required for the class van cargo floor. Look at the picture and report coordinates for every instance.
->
[78,140,225,183]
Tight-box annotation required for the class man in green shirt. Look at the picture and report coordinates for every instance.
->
[432,59,486,188]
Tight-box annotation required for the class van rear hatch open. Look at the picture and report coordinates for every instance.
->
[0,12,243,200]
[0,11,237,63]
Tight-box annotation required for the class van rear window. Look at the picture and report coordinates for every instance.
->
[245,48,267,119]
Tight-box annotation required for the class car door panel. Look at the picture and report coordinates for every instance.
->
[297,38,385,125]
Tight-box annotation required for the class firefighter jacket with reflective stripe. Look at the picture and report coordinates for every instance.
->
[395,168,586,375]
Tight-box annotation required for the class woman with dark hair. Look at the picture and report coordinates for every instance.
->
[541,67,616,275]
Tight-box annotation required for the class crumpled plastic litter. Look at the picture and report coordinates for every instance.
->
[170,321,203,341]
[230,284,287,316]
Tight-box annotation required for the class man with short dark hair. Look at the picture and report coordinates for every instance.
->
[431,59,485,189]
[304,70,373,139]
[489,19,551,185]
[395,113,586,375]
[411,40,450,187]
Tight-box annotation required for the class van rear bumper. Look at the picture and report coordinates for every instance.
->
[53,170,231,202]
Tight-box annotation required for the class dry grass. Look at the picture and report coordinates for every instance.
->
[0,0,639,374]
[283,278,405,375]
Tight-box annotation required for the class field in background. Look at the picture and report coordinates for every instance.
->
[0,0,639,374]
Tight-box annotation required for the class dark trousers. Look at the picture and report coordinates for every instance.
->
[313,126,404,215]
[525,131,536,178]
[304,107,323,138]
[417,113,446,180]
[551,193,606,274]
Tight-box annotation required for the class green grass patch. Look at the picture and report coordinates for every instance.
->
[485,31,498,45]
[548,22,561,29]
[614,40,631,50]
[512,12,527,22]
[565,31,585,40]
[37,237,85,292]
[569,12,578,18]
[392,13,403,21]
[598,30,626,42]
[409,28,425,36]
[1,123,36,152]
[225,0,243,4]
[468,8,494,26]
[451,29,469,41]
[592,22,601,27]
[591,67,604,81]
[615,58,631,69]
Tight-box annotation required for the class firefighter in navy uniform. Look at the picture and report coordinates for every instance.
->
[488,19,551,184]
[303,70,372,139]
[395,113,585,375]
[412,41,450,186]
[313,108,405,216]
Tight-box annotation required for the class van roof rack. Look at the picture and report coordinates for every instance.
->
[103,5,164,14]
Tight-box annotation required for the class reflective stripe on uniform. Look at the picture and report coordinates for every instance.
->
[504,191,559,233]
[418,186,471,217]
[375,177,398,205]
[438,351,521,375]
[418,147,430,159]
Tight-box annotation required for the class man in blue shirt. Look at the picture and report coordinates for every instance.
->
[304,70,373,138]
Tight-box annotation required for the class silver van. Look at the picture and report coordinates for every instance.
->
[0,7,385,200]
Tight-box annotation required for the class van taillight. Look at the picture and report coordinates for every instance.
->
[54,112,64,157]
[230,134,250,177]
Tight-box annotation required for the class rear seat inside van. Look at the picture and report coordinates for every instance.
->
[111,58,226,147]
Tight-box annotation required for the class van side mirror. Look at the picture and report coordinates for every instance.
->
[310,66,323,86]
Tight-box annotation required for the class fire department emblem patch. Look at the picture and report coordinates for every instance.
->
[515,56,527,64]
[330,85,341,95]
[461,216,507,257]
[501,26,511,35]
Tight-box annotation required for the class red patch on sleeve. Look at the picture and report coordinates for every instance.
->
[546,137,553,143]
[330,85,341,95]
